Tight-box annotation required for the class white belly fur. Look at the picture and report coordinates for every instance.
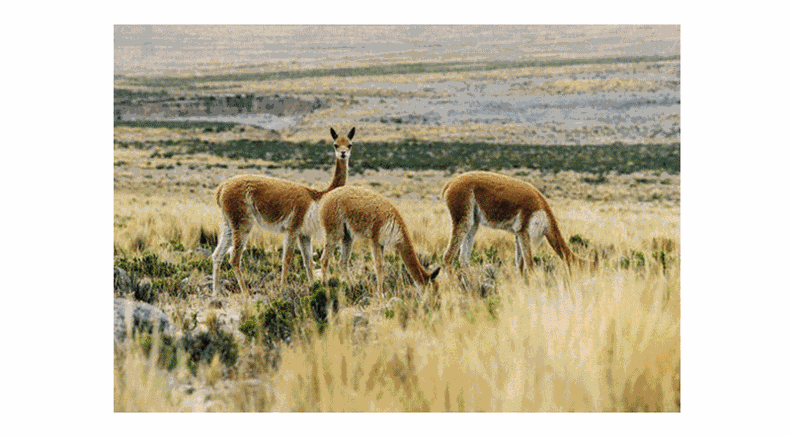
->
[528,210,549,246]
[300,201,322,237]
[377,218,403,247]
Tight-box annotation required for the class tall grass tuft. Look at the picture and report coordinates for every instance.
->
[260,265,679,412]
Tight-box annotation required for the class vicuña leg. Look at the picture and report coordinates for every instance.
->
[459,214,479,266]
[514,233,524,274]
[298,235,314,282]
[229,219,253,295]
[320,241,336,281]
[321,234,353,283]
[211,221,234,296]
[442,190,476,269]
[320,224,343,283]
[340,226,354,281]
[443,213,478,268]
[370,240,385,296]
[515,231,535,276]
[280,232,299,287]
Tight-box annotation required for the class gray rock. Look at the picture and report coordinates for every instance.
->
[114,267,133,292]
[114,298,176,344]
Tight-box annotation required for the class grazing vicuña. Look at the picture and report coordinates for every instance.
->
[442,171,591,277]
[320,186,440,294]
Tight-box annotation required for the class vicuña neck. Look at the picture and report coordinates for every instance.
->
[323,158,348,194]
[397,234,430,285]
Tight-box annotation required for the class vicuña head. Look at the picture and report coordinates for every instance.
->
[211,127,355,296]
[442,171,593,278]
[319,186,441,295]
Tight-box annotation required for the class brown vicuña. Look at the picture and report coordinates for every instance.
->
[320,186,441,295]
[442,171,591,277]
[211,127,355,296]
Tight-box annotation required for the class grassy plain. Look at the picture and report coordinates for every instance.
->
[114,141,679,412]
[114,54,679,412]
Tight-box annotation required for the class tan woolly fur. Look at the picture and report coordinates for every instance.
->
[211,127,355,295]
[442,171,591,277]
[319,186,440,295]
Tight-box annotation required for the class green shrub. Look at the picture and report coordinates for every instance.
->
[569,234,589,248]
[137,333,179,371]
[532,254,556,273]
[582,174,608,184]
[485,295,502,320]
[307,285,339,333]
[239,316,258,340]
[652,250,674,274]
[180,330,239,375]
[152,276,188,299]
[121,138,679,175]
[183,256,213,274]
[619,250,647,270]
[161,239,185,252]
[116,252,178,278]
[259,300,297,345]
[114,270,157,304]
[471,246,503,266]
[113,119,240,131]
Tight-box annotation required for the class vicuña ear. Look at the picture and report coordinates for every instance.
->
[347,127,355,141]
[330,127,338,140]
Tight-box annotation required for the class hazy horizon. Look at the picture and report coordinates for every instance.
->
[114,25,680,76]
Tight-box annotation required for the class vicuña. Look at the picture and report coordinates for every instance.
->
[442,171,591,277]
[319,186,441,294]
[211,127,355,296]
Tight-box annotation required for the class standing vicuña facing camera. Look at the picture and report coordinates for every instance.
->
[211,127,355,296]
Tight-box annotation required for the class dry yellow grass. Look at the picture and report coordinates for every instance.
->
[115,267,679,412]
[114,178,679,412]
[268,268,679,412]
[114,192,221,255]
